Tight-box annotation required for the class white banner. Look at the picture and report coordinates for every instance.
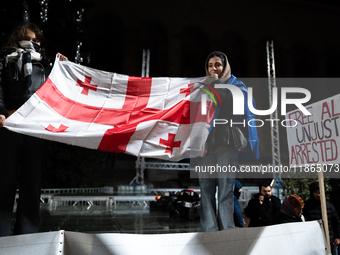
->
[0,221,327,255]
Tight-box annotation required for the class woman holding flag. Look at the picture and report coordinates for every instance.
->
[195,51,259,232]
[0,22,67,236]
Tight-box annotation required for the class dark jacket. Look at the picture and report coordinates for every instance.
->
[234,179,244,227]
[304,182,340,243]
[276,195,304,224]
[0,50,51,117]
[206,79,236,151]
[276,211,303,224]
[304,199,340,243]
[330,180,340,219]
[206,77,255,156]
[244,193,281,227]
[203,51,259,160]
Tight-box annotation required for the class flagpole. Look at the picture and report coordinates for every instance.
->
[318,165,331,255]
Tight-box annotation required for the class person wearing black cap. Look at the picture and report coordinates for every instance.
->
[304,182,340,255]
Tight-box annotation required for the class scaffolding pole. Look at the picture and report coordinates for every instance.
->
[266,41,281,197]
[130,49,150,185]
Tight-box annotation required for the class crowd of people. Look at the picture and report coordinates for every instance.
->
[242,181,340,255]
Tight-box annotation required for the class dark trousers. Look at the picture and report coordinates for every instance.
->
[0,128,46,236]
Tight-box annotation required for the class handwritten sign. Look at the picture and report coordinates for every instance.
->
[286,94,340,166]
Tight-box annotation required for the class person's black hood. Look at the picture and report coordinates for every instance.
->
[309,182,319,201]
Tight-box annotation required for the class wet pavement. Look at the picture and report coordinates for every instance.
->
[38,203,200,234]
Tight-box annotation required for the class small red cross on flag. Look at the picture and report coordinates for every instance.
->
[45,124,69,133]
[76,75,98,96]
[159,133,181,154]
[180,83,194,97]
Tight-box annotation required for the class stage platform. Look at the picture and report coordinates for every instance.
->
[11,186,259,234]
[5,190,328,254]
[38,202,199,234]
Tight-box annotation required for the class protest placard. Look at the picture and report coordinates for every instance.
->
[286,93,340,255]
[286,93,340,170]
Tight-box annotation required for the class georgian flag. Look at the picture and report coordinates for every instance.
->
[4,57,216,161]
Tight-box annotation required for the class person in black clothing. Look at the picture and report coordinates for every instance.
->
[0,22,67,236]
[234,179,244,227]
[244,183,281,227]
[330,179,340,219]
[304,182,340,255]
[276,194,305,224]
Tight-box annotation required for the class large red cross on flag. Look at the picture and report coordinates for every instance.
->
[4,57,216,161]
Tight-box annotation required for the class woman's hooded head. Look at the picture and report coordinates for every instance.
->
[205,51,231,82]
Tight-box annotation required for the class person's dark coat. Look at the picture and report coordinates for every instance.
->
[244,193,281,227]
[203,51,260,160]
[276,212,303,224]
[234,179,244,227]
[304,182,340,244]
[330,179,340,219]
[0,50,51,117]
[276,195,304,224]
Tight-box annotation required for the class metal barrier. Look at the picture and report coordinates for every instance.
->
[49,195,113,210]
[13,187,114,212]
[148,188,200,195]
[49,195,156,210]
[13,185,270,212]
[40,186,114,194]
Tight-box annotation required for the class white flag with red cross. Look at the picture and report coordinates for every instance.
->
[4,57,216,161]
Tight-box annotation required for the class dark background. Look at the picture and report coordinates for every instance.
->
[1,0,340,188]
